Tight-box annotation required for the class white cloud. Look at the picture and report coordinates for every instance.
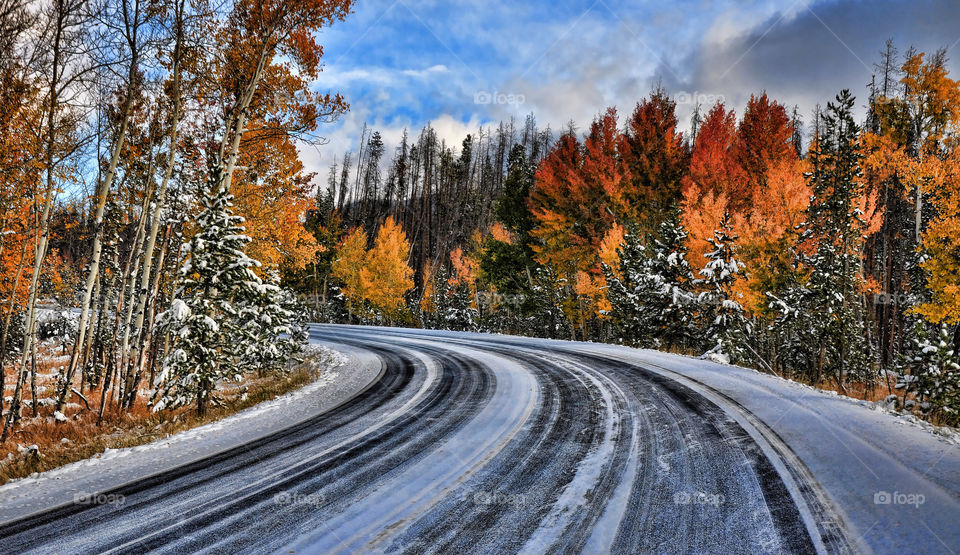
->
[402,65,450,78]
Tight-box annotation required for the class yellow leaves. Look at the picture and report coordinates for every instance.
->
[900,52,960,149]
[598,224,625,276]
[918,151,960,324]
[333,217,414,318]
[419,263,436,314]
[362,217,414,315]
[331,226,368,314]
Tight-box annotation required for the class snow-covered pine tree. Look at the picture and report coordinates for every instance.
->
[154,165,265,416]
[238,271,309,378]
[605,215,696,349]
[646,213,698,349]
[896,319,960,425]
[604,228,652,346]
[444,277,478,332]
[423,264,452,330]
[527,266,571,339]
[696,212,751,364]
[770,90,873,389]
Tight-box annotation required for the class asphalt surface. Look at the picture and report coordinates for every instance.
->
[1,325,957,554]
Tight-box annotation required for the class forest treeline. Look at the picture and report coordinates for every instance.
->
[0,0,353,432]
[299,41,960,426]
[0,0,958,438]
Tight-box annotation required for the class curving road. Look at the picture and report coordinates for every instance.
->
[1,325,958,554]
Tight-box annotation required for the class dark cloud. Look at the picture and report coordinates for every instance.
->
[659,0,960,126]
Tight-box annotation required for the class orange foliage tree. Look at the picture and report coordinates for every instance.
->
[331,226,367,318]
[918,150,960,324]
[332,217,414,321]
[362,217,414,318]
[682,95,807,312]
[232,129,319,273]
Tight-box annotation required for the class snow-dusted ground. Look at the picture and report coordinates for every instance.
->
[0,344,378,524]
[0,325,957,554]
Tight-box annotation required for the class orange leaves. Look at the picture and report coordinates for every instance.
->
[332,217,414,318]
[449,247,478,288]
[362,217,414,314]
[900,51,960,150]
[598,224,625,276]
[232,128,319,273]
[745,158,811,241]
[682,189,730,272]
[731,93,796,210]
[679,95,805,314]
[622,89,688,224]
[489,223,513,244]
[574,270,611,319]
[530,131,593,274]
[683,102,740,202]
[331,226,367,313]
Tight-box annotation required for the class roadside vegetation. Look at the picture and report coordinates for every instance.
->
[0,347,335,485]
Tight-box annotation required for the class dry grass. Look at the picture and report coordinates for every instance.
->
[0,348,326,485]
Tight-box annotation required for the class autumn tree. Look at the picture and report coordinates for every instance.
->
[731,93,796,211]
[212,0,353,193]
[621,88,688,232]
[331,226,368,320]
[360,217,414,321]
[917,149,960,325]
[529,113,622,279]
[682,96,806,313]
[682,102,739,270]
[864,47,960,367]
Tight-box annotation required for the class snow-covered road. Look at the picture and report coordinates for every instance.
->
[1,325,957,554]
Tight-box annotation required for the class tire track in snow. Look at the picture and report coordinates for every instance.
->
[0,325,867,554]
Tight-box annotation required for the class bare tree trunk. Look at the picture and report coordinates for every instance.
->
[56,0,144,412]
[130,2,185,390]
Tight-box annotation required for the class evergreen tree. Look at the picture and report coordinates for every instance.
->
[154,166,304,415]
[896,320,960,425]
[605,229,653,346]
[770,91,873,388]
[495,144,536,243]
[606,214,696,349]
[526,266,571,339]
[697,212,751,363]
[238,271,309,377]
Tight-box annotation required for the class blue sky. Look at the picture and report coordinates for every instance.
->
[301,0,960,180]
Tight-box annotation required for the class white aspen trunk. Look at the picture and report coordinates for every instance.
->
[55,68,137,413]
[217,26,275,193]
[130,3,185,392]
[116,137,157,400]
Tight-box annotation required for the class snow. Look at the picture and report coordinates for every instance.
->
[284,335,539,554]
[0,343,373,524]
[349,326,959,552]
[571,342,960,553]
[166,299,190,321]
[519,357,618,555]
[3,325,957,553]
